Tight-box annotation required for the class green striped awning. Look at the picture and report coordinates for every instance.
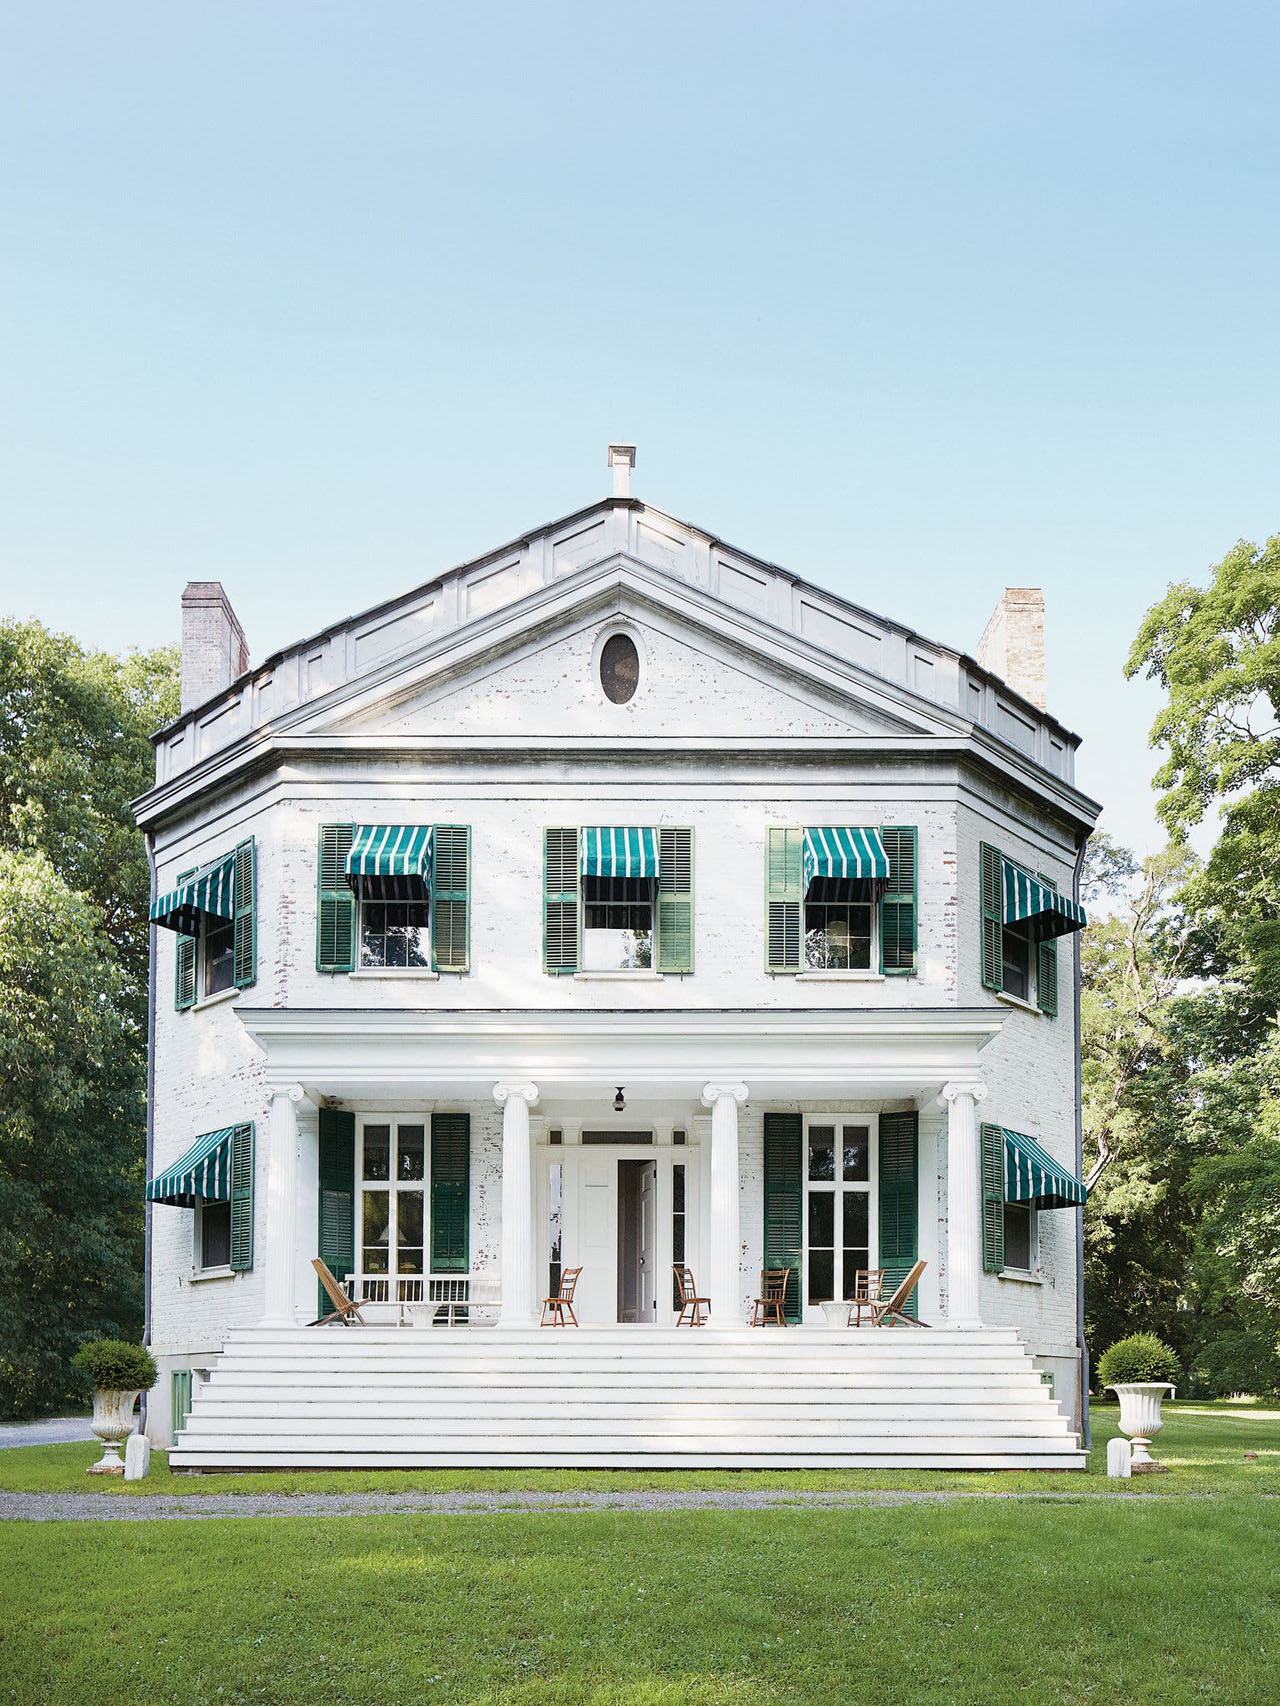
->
[1003,1128,1087,1209]
[146,1126,234,1206]
[580,827,659,880]
[150,854,236,936]
[1002,860,1087,940]
[803,827,889,888]
[345,825,433,898]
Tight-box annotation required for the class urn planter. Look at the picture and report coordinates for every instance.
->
[1107,1381,1175,1471]
[86,1389,141,1475]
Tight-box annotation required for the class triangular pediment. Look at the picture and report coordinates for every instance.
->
[309,558,960,745]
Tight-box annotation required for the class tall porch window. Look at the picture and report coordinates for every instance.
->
[358,1122,426,1276]
[805,1122,872,1307]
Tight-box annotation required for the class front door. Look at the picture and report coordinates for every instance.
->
[617,1158,658,1323]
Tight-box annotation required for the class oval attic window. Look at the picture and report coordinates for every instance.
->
[599,632,640,704]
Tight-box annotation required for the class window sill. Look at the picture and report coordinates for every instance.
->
[997,1268,1044,1286]
[996,991,1042,1018]
[349,968,440,981]
[796,970,886,983]
[574,970,663,982]
[188,1266,235,1284]
[192,986,240,1013]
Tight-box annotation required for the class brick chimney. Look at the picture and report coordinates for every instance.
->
[976,587,1046,711]
[180,583,249,714]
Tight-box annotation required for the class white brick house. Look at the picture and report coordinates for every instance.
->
[136,450,1098,1470]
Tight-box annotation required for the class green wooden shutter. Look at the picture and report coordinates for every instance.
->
[878,1111,919,1315]
[980,841,1004,993]
[657,826,694,974]
[1036,872,1059,1017]
[430,1112,470,1273]
[763,1112,803,1322]
[317,824,356,973]
[432,825,471,973]
[174,866,196,1010]
[171,1369,193,1446]
[229,1121,255,1272]
[317,1107,355,1315]
[981,1121,1005,1273]
[765,827,803,973]
[879,825,918,975]
[233,838,256,989]
[543,828,579,974]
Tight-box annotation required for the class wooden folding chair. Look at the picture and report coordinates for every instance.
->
[673,1264,710,1326]
[541,1265,582,1326]
[851,1267,886,1327]
[307,1259,367,1326]
[751,1267,791,1327]
[867,1259,930,1328]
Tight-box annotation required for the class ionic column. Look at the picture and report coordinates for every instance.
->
[942,1081,987,1329]
[702,1082,748,1327]
[494,1081,539,1325]
[261,1083,305,1327]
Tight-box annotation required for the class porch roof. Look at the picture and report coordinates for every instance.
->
[235,1005,1006,1104]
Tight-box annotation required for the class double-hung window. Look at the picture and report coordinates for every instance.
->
[317,824,471,975]
[767,826,916,975]
[358,1121,426,1277]
[979,843,1088,1017]
[544,826,694,975]
[805,1120,873,1308]
[151,841,256,1010]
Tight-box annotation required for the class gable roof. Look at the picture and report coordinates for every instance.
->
[142,492,1092,825]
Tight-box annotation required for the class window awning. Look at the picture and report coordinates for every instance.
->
[1003,1128,1087,1209]
[580,827,660,880]
[1002,860,1087,940]
[150,854,236,936]
[146,1126,235,1207]
[803,827,889,888]
[345,825,433,899]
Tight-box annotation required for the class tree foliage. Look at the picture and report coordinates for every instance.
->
[0,621,177,1417]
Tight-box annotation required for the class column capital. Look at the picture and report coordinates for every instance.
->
[941,1081,987,1106]
[494,1081,539,1108]
[270,1083,306,1105]
[702,1082,748,1109]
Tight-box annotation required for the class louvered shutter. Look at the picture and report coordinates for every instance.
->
[878,1111,919,1315]
[317,1108,355,1316]
[765,827,803,974]
[229,1121,255,1272]
[763,1113,802,1322]
[233,838,256,989]
[1036,872,1060,1017]
[543,828,579,974]
[981,1121,1005,1273]
[432,825,471,973]
[317,824,356,973]
[879,825,918,975]
[430,1112,470,1272]
[174,866,196,1010]
[657,826,694,974]
[171,1369,193,1446]
[980,841,1004,992]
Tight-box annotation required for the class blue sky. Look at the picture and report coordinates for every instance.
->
[1,3,1276,854]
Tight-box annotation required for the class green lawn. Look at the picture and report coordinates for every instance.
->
[4,1498,1279,1704]
[1,1399,1276,1497]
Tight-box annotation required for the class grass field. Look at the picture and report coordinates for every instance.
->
[1,1399,1276,1496]
[2,1401,1277,1705]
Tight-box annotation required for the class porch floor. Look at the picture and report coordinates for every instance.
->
[171,1325,1085,1472]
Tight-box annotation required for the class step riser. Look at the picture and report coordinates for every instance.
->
[171,1452,1085,1471]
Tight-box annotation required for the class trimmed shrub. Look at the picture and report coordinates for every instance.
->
[1097,1332,1180,1389]
[70,1339,157,1393]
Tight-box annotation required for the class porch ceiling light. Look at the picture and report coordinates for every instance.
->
[613,1087,626,1112]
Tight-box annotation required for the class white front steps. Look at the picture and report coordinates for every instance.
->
[172,1326,1084,1472]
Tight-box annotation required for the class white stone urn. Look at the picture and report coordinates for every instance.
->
[86,1389,140,1476]
[820,1300,852,1328]
[1107,1382,1175,1469]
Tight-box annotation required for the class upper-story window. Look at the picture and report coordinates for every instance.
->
[317,824,471,975]
[151,841,257,1011]
[767,826,917,977]
[980,843,1088,1018]
[544,826,693,976]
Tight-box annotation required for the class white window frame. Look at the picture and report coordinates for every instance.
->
[354,1116,429,1279]
[801,1115,877,1319]
[197,913,236,1001]
[192,1198,233,1278]
[802,881,880,973]
[579,873,657,972]
[355,894,434,974]
[1000,1200,1040,1276]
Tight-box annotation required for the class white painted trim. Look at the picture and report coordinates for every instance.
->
[574,971,663,983]
[995,991,1043,1019]
[796,971,886,983]
[349,969,440,982]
